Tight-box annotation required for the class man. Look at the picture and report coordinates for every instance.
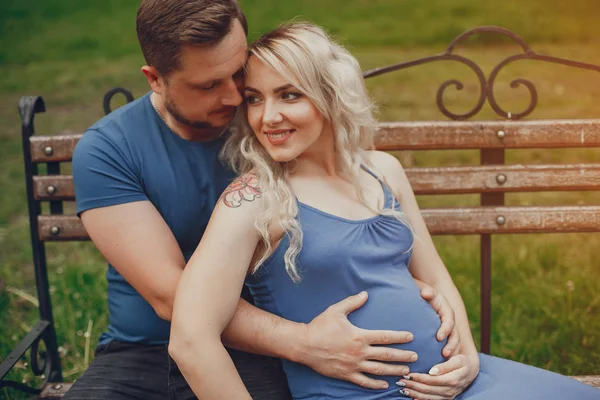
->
[67,1,471,399]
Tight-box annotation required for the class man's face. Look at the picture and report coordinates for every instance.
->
[162,19,248,136]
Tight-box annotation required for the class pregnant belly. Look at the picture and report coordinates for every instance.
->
[280,280,448,399]
[347,284,447,374]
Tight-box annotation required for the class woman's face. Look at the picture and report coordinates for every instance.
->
[243,56,331,163]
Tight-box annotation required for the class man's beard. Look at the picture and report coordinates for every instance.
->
[163,95,219,130]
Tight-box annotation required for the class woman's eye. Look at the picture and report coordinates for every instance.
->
[282,92,301,101]
[245,95,261,105]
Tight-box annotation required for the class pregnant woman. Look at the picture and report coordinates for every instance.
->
[169,22,599,399]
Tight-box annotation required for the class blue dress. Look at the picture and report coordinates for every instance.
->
[245,167,599,399]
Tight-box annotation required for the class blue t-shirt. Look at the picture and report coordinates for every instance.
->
[72,92,235,345]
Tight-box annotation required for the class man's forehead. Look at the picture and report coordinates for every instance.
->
[177,20,248,81]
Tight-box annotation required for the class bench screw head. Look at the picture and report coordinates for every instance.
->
[496,130,505,139]
[50,226,61,235]
[46,185,56,195]
[496,174,507,185]
[496,216,506,225]
[53,384,63,390]
[44,146,54,155]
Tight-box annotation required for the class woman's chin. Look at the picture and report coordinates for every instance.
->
[268,150,297,163]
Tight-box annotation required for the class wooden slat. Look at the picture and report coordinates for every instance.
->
[33,164,600,200]
[38,206,600,240]
[40,382,73,399]
[570,375,600,388]
[34,163,600,200]
[423,206,600,235]
[29,162,600,200]
[34,377,600,395]
[30,134,82,163]
[407,164,600,194]
[375,119,600,150]
[38,215,89,241]
[34,176,75,200]
[30,164,600,201]
[28,119,600,163]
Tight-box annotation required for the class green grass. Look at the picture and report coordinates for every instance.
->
[2,0,600,66]
[2,0,600,398]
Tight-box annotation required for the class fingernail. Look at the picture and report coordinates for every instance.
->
[410,354,418,362]
[399,389,409,396]
[402,375,412,380]
[407,333,414,341]
[429,367,440,376]
[395,381,406,387]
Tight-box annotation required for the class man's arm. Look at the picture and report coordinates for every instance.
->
[81,201,184,320]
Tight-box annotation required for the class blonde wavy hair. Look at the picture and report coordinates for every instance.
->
[222,22,411,281]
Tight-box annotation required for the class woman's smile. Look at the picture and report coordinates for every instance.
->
[264,129,296,145]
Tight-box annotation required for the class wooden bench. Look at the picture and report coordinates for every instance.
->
[1,27,599,398]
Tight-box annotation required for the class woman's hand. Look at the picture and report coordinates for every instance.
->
[396,352,480,400]
[417,283,461,357]
[297,292,419,390]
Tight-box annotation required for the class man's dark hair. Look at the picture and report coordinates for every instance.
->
[137,0,248,76]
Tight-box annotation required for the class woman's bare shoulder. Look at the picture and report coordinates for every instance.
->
[364,150,405,178]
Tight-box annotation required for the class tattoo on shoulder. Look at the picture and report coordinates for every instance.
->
[221,174,262,208]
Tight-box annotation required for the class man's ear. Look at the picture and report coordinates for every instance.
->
[142,65,165,94]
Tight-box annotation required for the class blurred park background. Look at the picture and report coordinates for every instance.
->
[1,0,600,398]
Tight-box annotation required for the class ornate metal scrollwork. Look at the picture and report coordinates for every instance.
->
[363,26,600,120]
[30,334,51,379]
[0,335,52,395]
[0,322,53,395]
[103,87,135,115]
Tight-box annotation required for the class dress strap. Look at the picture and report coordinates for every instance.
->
[360,165,396,209]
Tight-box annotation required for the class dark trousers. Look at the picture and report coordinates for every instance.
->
[62,341,292,400]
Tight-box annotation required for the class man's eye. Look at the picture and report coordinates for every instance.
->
[282,92,301,101]
[200,81,219,91]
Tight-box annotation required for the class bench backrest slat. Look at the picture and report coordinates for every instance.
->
[376,120,600,150]
[33,164,600,201]
[424,206,600,235]
[30,134,83,163]
[29,119,600,164]
[38,206,600,241]
[406,164,600,194]
[34,176,75,200]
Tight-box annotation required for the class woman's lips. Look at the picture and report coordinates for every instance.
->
[265,129,295,145]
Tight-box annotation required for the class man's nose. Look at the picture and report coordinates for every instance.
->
[221,78,243,107]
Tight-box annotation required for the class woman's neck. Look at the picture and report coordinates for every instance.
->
[291,128,339,178]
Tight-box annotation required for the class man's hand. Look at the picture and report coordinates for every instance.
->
[419,284,460,357]
[296,291,417,390]
[396,353,480,399]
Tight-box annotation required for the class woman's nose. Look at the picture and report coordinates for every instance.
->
[262,101,283,126]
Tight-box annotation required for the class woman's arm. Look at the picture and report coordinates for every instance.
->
[369,151,480,398]
[169,174,264,399]
[368,151,478,358]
